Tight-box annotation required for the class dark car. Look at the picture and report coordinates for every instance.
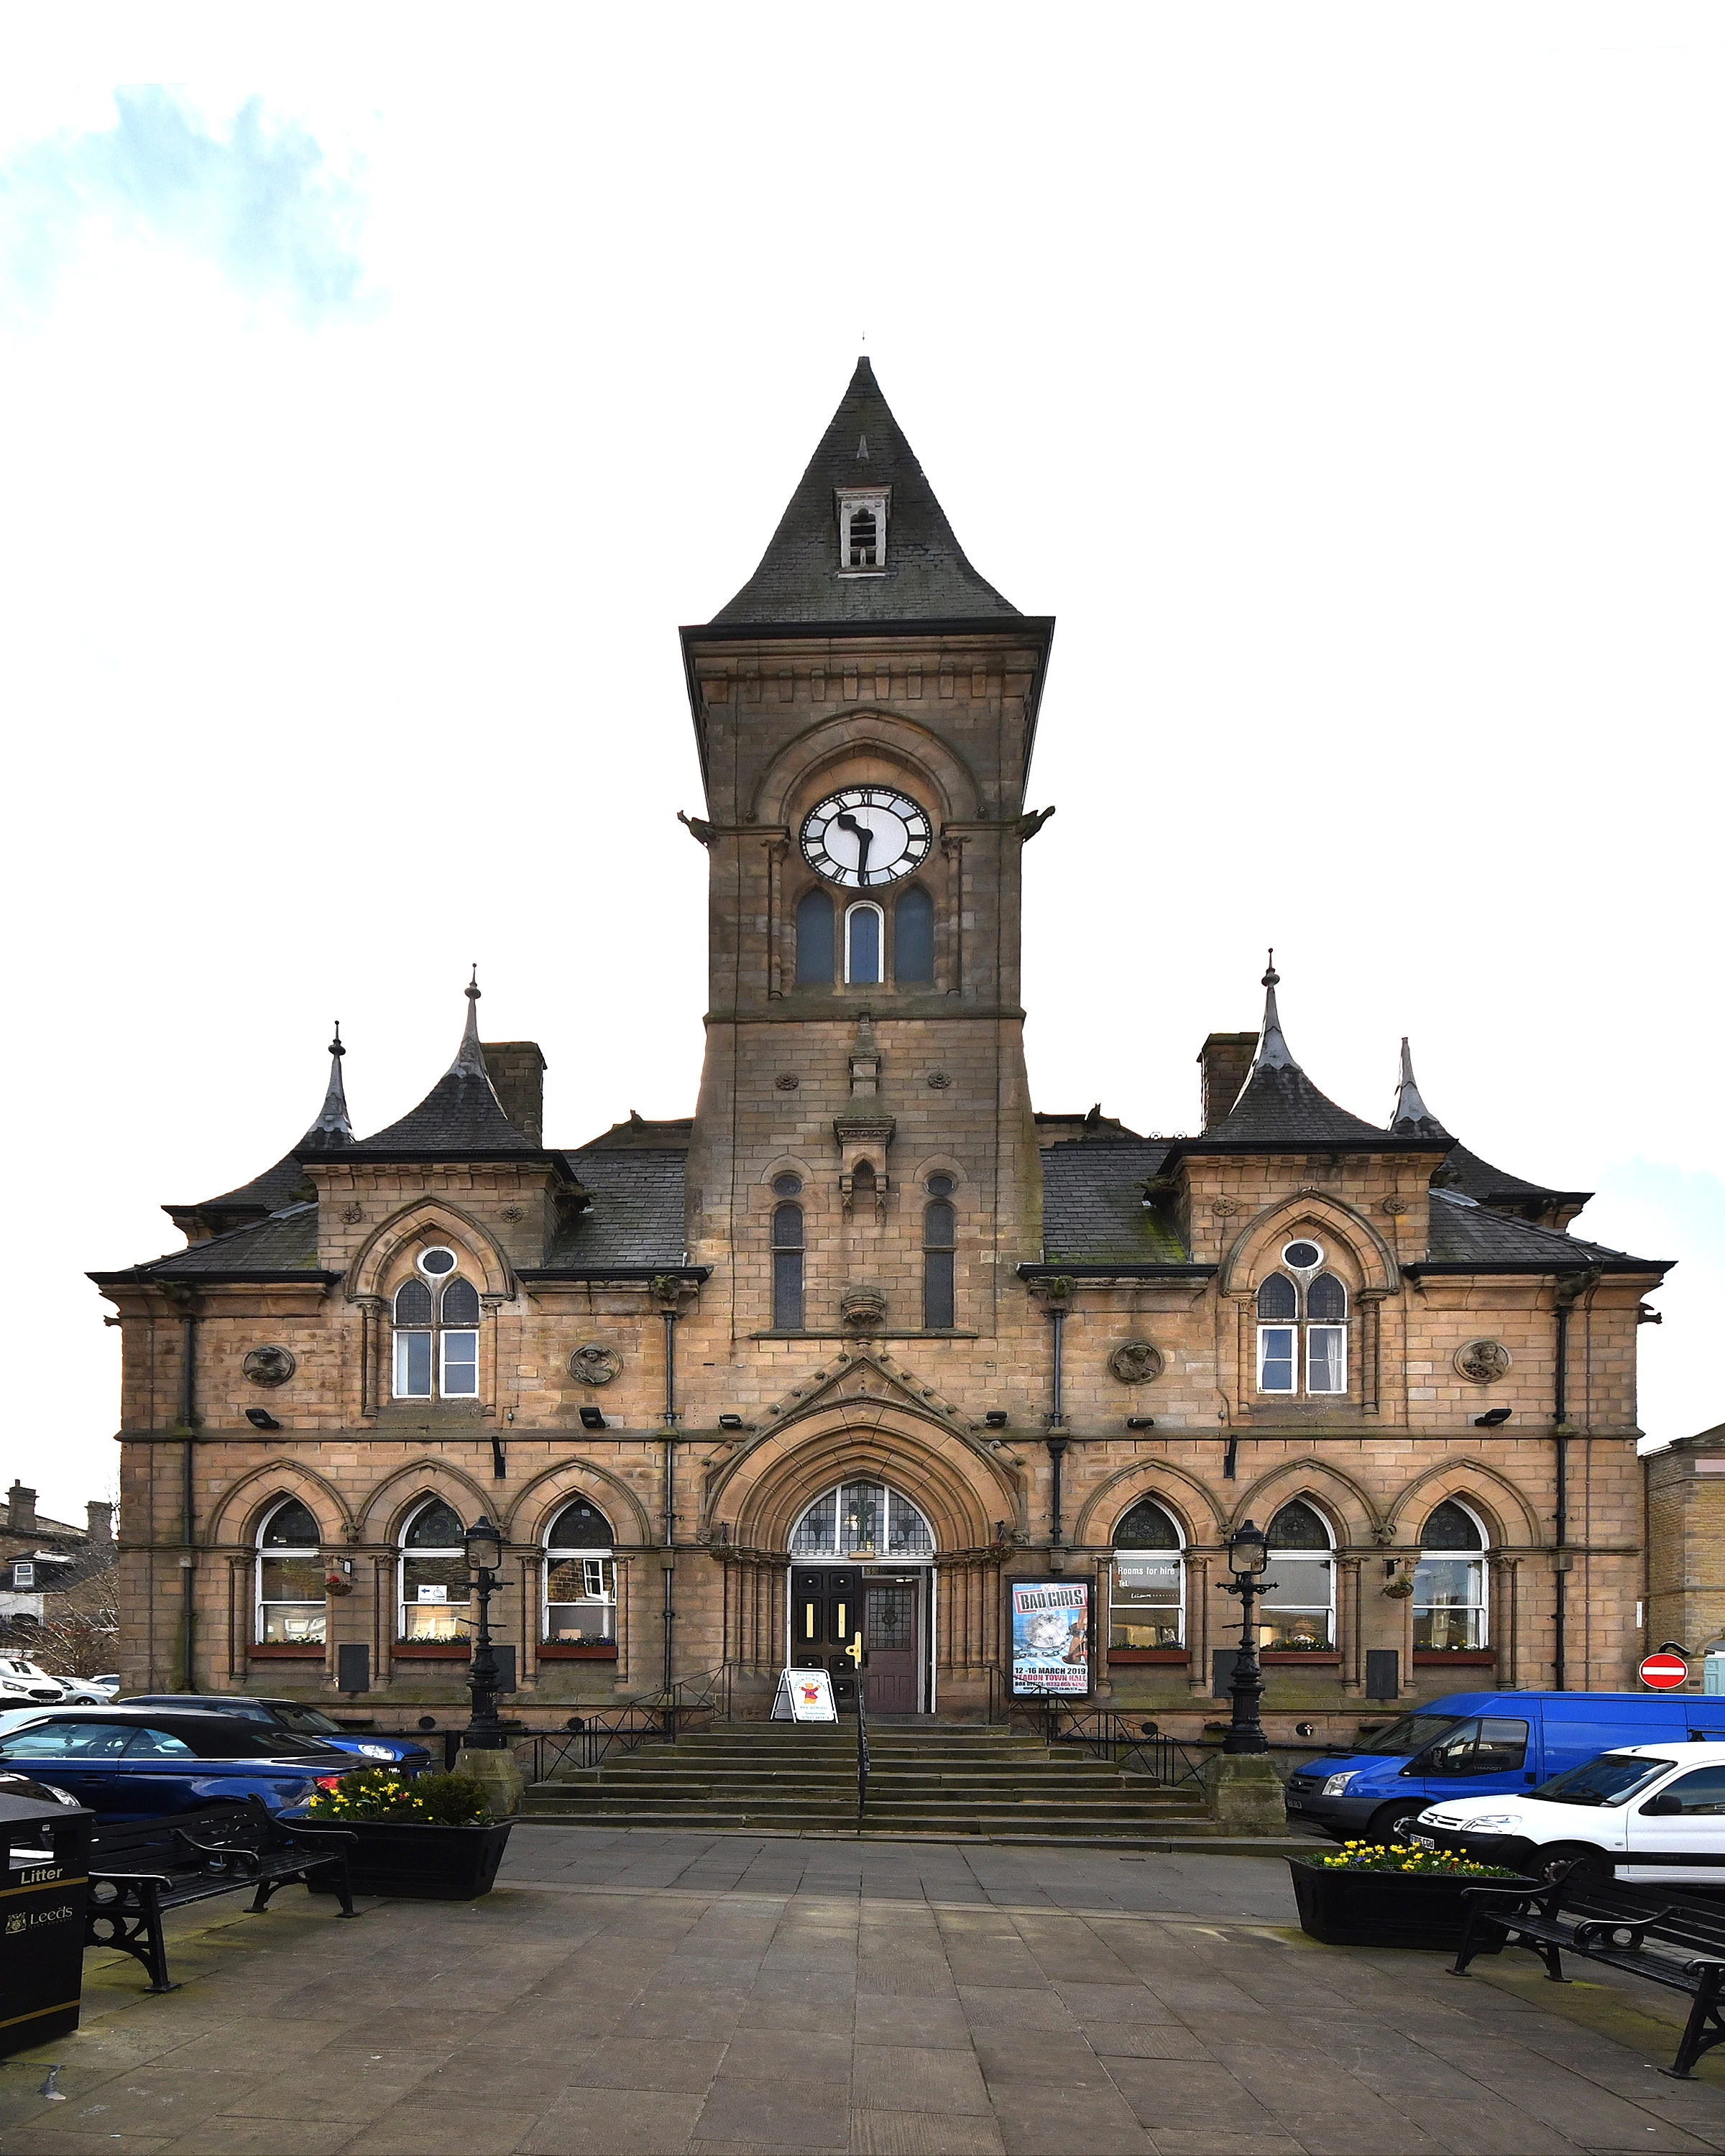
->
[0,1708,361,1819]
[124,1695,431,1772]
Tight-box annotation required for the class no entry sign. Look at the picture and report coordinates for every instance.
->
[1640,1652,1688,1690]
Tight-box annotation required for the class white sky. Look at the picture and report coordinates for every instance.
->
[2,3,1719,1524]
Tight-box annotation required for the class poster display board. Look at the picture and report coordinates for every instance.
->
[770,1667,839,1721]
[1009,1577,1091,1697]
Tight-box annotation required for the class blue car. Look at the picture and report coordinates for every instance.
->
[0,1707,364,1819]
[124,1695,431,1773]
[1287,1689,1725,1844]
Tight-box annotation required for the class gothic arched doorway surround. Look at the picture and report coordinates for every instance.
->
[789,1480,936,1713]
[707,1411,1018,1720]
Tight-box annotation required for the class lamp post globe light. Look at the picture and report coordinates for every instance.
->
[462,1514,509,1751]
[1218,1519,1276,1756]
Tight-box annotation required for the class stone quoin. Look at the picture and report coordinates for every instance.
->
[91,359,1672,1739]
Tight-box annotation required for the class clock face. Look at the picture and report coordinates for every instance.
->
[800,789,932,889]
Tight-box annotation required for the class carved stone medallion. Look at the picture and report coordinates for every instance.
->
[775,1073,799,1091]
[1108,1341,1164,1386]
[568,1344,622,1387]
[242,1345,297,1388]
[926,1071,953,1089]
[340,1203,364,1225]
[1455,1337,1512,1385]
[1210,1198,1238,1217]
[1381,1197,1409,1216]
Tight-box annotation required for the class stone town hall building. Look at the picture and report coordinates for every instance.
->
[94,360,1670,1737]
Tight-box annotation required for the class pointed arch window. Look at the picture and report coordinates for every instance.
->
[399,1498,469,1643]
[544,1498,617,1644]
[772,1177,805,1330]
[845,901,883,985]
[791,1481,934,1560]
[256,1498,323,1646]
[392,1263,482,1401]
[1255,1268,1348,1396]
[796,887,835,985]
[1260,1501,1335,1649]
[1414,1499,1489,1650]
[894,885,934,984]
[1110,1498,1184,1649]
[923,1175,956,1329]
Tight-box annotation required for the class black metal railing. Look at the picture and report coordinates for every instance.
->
[510,1665,736,1784]
[855,1687,870,1828]
[1036,1705,1205,1788]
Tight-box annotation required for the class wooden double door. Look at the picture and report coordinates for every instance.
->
[791,1567,926,1715]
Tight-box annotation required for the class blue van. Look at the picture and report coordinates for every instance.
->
[1287,1692,1725,1843]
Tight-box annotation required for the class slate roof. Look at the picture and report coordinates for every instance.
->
[713,359,1019,626]
[167,1034,353,1227]
[1039,1140,1188,1265]
[106,1203,334,1282]
[1416,1189,1663,1273]
[346,982,538,1161]
[534,1148,689,1271]
[1440,1141,1589,1212]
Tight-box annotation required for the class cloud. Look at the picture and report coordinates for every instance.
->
[0,86,369,321]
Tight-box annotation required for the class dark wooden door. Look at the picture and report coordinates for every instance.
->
[864,1583,919,1714]
[791,1567,860,1707]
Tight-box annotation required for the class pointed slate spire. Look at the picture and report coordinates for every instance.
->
[1389,1038,1449,1138]
[714,356,1019,626]
[296,1023,354,1152]
[1198,955,1389,1147]
[351,972,535,1158]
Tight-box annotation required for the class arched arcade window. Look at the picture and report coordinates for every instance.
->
[923,1176,956,1329]
[845,902,883,985]
[256,1498,323,1645]
[771,1176,805,1330]
[1110,1498,1184,1649]
[398,1498,469,1643]
[790,1481,935,1561]
[894,885,934,983]
[392,1248,482,1401]
[1259,1500,1335,1649]
[796,888,835,985]
[1414,1499,1489,1650]
[544,1498,617,1644]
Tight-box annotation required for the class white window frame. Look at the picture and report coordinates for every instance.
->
[837,489,889,574]
[788,1481,937,1562]
[1305,1324,1348,1394]
[1260,1507,1336,1649]
[391,1271,481,1403]
[844,901,885,985]
[398,1501,470,1643]
[439,1327,480,1399]
[255,1500,324,1646]
[543,1538,617,1644]
[1257,1323,1297,1393]
[1412,1500,1490,1650]
[12,1562,33,1590]
[1109,1507,1185,1649]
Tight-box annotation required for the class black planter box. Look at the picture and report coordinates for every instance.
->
[1288,1855,1534,1951]
[307,1818,512,1901]
[0,1792,92,2055]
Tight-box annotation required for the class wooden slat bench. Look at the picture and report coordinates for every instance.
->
[1450,1867,1725,2079]
[86,1799,356,1993]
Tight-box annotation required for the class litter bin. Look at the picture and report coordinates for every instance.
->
[0,1790,92,2055]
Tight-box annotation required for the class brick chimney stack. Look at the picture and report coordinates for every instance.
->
[481,1042,547,1146]
[1197,1033,1259,1132]
[6,1483,37,1533]
[86,1501,114,1546]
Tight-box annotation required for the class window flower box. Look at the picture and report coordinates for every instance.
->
[249,1643,325,1660]
[392,1640,471,1660]
[538,1641,619,1659]
[1262,1651,1341,1665]
[1414,1649,1495,1667]
[1107,1649,1190,1665]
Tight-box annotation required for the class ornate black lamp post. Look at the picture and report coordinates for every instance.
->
[462,1514,509,1751]
[1218,1519,1277,1756]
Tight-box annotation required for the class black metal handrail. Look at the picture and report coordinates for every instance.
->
[855,1685,870,1828]
[1036,1705,1205,1788]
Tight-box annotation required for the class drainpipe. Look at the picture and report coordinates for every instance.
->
[1045,1292,1068,1570]
[656,1288,681,1697]
[1551,1268,1600,1693]
[165,1288,201,1692]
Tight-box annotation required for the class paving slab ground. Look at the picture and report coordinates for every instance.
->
[4,1825,1725,2154]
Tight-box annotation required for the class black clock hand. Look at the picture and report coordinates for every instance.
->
[835,812,873,878]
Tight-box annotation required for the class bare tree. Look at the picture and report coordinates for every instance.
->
[34,1564,120,1677]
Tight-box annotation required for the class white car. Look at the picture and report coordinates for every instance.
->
[1418,1741,1725,1885]
[0,1657,68,1704]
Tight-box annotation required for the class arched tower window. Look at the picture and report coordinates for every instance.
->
[544,1498,616,1645]
[772,1175,804,1330]
[796,888,834,985]
[399,1498,469,1644]
[392,1249,482,1402]
[255,1498,323,1646]
[894,885,934,984]
[1414,1498,1489,1651]
[845,902,883,985]
[1110,1498,1184,1649]
[1254,1249,1348,1397]
[923,1175,956,1329]
[1260,1500,1335,1649]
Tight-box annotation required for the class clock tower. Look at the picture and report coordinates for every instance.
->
[680,357,1057,1345]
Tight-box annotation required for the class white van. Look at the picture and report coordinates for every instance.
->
[1417,1741,1725,1884]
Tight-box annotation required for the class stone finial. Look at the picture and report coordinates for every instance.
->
[1388,1038,1448,1138]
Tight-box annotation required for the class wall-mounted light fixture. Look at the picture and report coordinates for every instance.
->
[1474,1406,1512,1428]
[1126,1416,1155,1430]
[984,1411,1009,1429]
[579,1406,607,1432]
[718,1413,744,1430]
[245,1409,280,1432]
